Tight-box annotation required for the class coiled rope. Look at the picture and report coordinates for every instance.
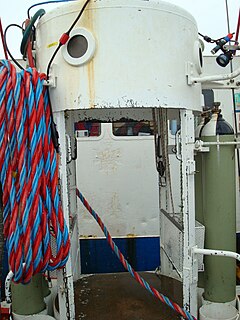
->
[76,188,197,320]
[0,60,70,284]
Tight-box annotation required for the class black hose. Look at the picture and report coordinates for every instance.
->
[27,0,76,19]
[46,0,90,78]
[3,24,24,70]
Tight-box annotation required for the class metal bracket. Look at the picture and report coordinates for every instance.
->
[161,209,183,231]
[186,61,240,89]
[195,138,240,149]
[43,77,56,87]
[186,61,195,86]
[201,79,240,90]
[223,44,240,51]
[186,160,195,175]
[194,140,210,152]
[43,67,57,87]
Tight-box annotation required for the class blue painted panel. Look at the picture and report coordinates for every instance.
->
[237,232,240,255]
[80,236,160,274]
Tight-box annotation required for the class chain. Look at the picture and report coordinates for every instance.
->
[62,267,71,320]
[165,112,175,214]
[159,108,168,209]
[177,110,184,222]
[180,144,184,218]
[152,108,159,171]
[159,108,175,214]
[178,111,185,264]
[153,108,166,186]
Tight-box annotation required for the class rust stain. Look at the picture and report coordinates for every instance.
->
[83,3,94,31]
[80,235,98,239]
[87,60,95,109]
[73,2,96,108]
[126,233,137,238]
[81,4,96,109]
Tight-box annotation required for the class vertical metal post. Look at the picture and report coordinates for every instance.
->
[66,112,81,281]
[180,109,198,317]
[54,111,75,320]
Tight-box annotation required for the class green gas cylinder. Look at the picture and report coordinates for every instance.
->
[200,110,236,303]
[11,273,46,315]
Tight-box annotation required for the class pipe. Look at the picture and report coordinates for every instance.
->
[195,139,240,148]
[190,66,240,84]
[5,270,14,303]
[194,247,240,263]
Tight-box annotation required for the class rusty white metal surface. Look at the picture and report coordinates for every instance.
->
[54,112,75,320]
[36,0,202,112]
[180,110,198,317]
[75,123,159,238]
[161,213,183,274]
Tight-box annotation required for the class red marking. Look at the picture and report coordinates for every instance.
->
[59,33,70,45]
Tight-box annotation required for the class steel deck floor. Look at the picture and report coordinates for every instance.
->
[74,272,182,320]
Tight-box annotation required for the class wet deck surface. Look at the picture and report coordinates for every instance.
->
[74,272,182,320]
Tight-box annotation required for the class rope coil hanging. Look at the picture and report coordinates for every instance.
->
[0,60,70,284]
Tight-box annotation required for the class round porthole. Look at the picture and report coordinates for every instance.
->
[193,40,204,75]
[62,28,96,66]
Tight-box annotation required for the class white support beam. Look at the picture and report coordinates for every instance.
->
[54,111,75,320]
[180,109,198,317]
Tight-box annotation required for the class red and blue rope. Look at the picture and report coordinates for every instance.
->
[76,188,197,320]
[0,60,70,283]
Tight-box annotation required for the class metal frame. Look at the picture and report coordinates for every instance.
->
[158,108,198,317]
[180,109,198,316]
[54,111,75,320]
[54,107,199,319]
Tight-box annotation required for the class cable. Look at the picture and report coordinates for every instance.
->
[198,31,236,48]
[67,0,90,34]
[20,9,46,57]
[27,0,77,18]
[3,24,24,70]
[46,0,91,78]
[225,0,240,175]
[198,32,215,43]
